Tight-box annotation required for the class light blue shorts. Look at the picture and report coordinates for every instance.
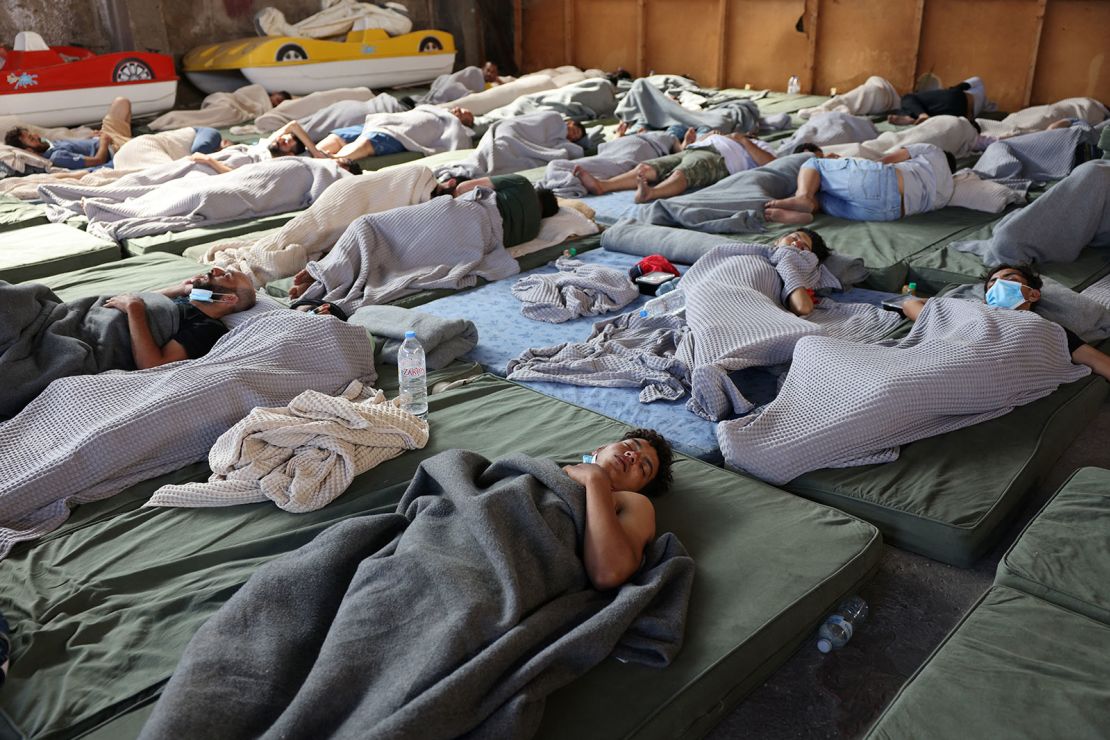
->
[802,158,902,222]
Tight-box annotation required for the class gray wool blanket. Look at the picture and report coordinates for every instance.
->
[477,78,618,127]
[434,111,585,180]
[615,78,760,135]
[0,282,178,420]
[508,244,900,420]
[511,256,640,323]
[718,298,1090,484]
[348,304,478,369]
[355,105,473,156]
[296,93,409,140]
[301,189,519,314]
[630,153,815,233]
[774,112,880,156]
[0,312,375,558]
[537,131,676,197]
[417,65,485,105]
[40,157,349,241]
[973,122,1101,187]
[951,159,1110,265]
[139,449,695,740]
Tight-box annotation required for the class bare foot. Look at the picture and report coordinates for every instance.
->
[574,165,604,195]
[287,268,314,299]
[615,120,629,137]
[764,207,814,225]
[634,162,657,182]
[765,194,818,213]
[682,127,697,148]
[887,114,915,126]
[633,172,653,203]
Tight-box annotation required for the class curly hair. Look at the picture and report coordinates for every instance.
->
[622,427,674,496]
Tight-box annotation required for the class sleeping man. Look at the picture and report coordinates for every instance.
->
[1,267,256,419]
[311,104,474,161]
[764,143,956,223]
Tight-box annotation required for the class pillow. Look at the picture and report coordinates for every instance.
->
[221,290,288,329]
[947,170,1026,213]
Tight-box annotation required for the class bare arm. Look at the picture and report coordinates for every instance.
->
[880,148,911,165]
[189,152,233,174]
[82,133,112,167]
[564,463,655,590]
[104,295,189,370]
[1072,344,1110,381]
[737,135,776,166]
[786,287,814,316]
[901,297,927,321]
[275,121,329,159]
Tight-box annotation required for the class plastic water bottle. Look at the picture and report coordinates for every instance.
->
[397,330,428,419]
[787,75,800,95]
[816,596,868,653]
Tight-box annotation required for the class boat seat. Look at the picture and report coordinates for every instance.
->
[14,31,50,52]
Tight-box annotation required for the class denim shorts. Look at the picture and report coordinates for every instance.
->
[803,158,902,221]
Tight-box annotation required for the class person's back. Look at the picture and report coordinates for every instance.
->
[891,143,955,215]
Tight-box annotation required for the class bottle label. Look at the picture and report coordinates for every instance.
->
[400,366,426,378]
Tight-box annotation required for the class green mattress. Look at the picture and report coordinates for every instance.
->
[2,222,119,283]
[786,371,1109,567]
[39,252,207,300]
[355,149,425,171]
[0,195,49,233]
[0,376,881,740]
[866,586,1110,740]
[995,467,1110,624]
[122,210,306,257]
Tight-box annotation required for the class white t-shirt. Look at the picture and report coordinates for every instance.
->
[894,143,954,215]
[690,134,774,174]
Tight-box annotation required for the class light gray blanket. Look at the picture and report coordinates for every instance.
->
[40,157,349,241]
[951,159,1110,265]
[774,112,880,156]
[508,244,900,420]
[417,65,485,105]
[296,94,409,140]
[512,256,640,323]
[0,311,375,558]
[630,153,815,233]
[476,78,618,129]
[302,189,520,313]
[944,280,1110,343]
[718,298,1090,484]
[615,78,760,135]
[349,304,478,369]
[537,132,676,198]
[356,105,473,156]
[139,450,694,739]
[973,122,1101,187]
[434,111,585,180]
[0,282,178,420]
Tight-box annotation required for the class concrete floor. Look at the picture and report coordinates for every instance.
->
[705,393,1110,739]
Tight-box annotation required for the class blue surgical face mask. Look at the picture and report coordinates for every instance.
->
[985,279,1027,309]
[189,288,230,303]
[582,454,596,464]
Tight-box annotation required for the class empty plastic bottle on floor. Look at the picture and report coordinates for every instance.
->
[787,75,800,95]
[398,330,428,419]
[816,596,868,653]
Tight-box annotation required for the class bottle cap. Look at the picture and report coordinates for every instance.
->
[908,282,917,291]
[404,330,416,339]
[639,309,649,318]
[817,638,832,653]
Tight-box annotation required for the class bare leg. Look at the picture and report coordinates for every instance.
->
[335,137,376,159]
[453,176,493,196]
[765,167,820,213]
[107,96,132,129]
[317,134,347,156]
[1046,119,1071,130]
[887,114,916,126]
[576,163,657,195]
[287,268,315,299]
[615,120,629,137]
[763,207,814,225]
[635,169,687,203]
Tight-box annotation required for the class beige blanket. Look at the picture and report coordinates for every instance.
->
[822,115,978,159]
[201,165,439,285]
[149,85,272,131]
[253,87,376,132]
[977,97,1110,138]
[145,380,428,512]
[255,0,412,38]
[798,75,900,119]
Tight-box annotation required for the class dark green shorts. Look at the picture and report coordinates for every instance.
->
[646,148,729,188]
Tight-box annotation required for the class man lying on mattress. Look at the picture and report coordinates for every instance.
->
[900,264,1110,380]
[0,267,256,419]
[188,121,361,175]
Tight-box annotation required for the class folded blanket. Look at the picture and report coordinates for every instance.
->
[0,311,375,558]
[774,111,879,155]
[976,97,1110,138]
[434,111,585,180]
[418,66,486,105]
[254,87,375,133]
[537,131,676,198]
[951,159,1110,264]
[203,165,437,285]
[0,283,179,419]
[139,449,693,739]
[718,298,1090,484]
[41,157,349,241]
[822,115,979,160]
[511,256,640,323]
[616,79,760,134]
[798,76,899,119]
[149,85,272,131]
[349,304,479,369]
[146,381,427,512]
[302,189,519,313]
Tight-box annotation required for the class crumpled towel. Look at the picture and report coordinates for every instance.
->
[146,380,428,512]
[512,256,640,323]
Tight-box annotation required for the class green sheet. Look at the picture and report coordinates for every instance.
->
[786,372,1109,567]
[0,194,48,233]
[39,252,206,300]
[0,375,881,740]
[995,467,1110,625]
[2,222,120,283]
[716,89,830,116]
[866,586,1110,740]
[355,149,425,171]
[122,210,306,257]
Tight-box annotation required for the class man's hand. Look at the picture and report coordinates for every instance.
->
[563,462,610,490]
[104,294,144,313]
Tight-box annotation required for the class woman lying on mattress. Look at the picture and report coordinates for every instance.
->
[900,263,1110,380]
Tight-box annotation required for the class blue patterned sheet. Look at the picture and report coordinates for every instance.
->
[419,248,897,462]
[580,190,641,226]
